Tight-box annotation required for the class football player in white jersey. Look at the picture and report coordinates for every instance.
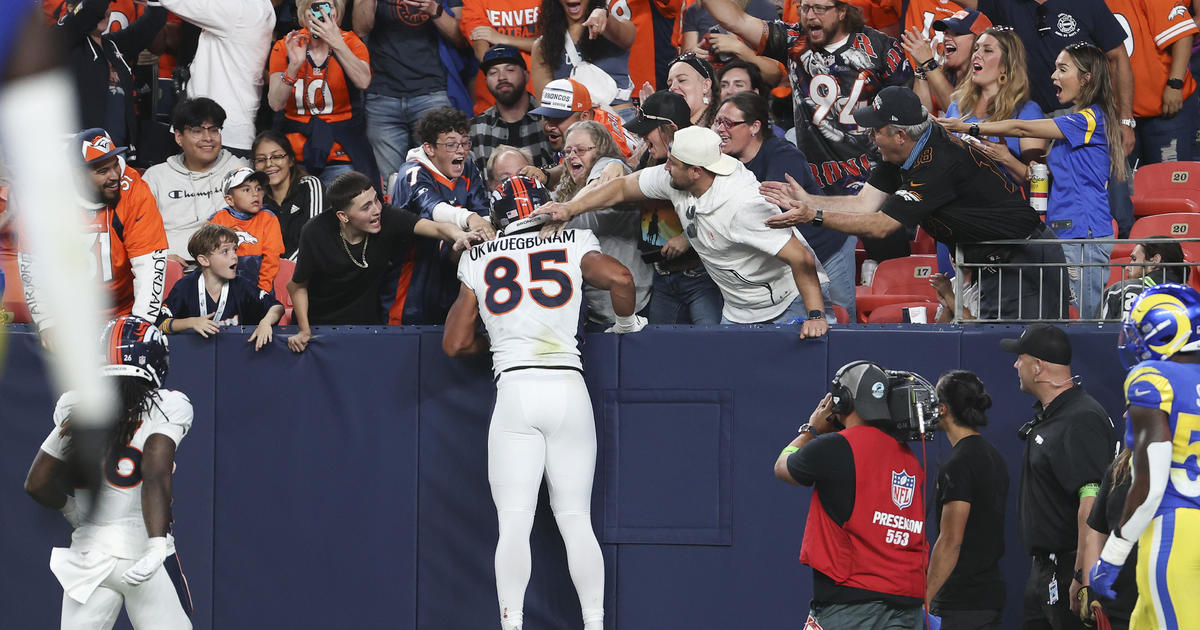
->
[25,316,193,630]
[443,175,645,630]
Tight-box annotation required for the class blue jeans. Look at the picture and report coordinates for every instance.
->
[1062,239,1113,319]
[647,270,723,325]
[1132,90,1198,166]
[365,90,452,182]
[315,162,355,189]
[822,236,857,323]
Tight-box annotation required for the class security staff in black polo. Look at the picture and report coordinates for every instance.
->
[760,86,1069,321]
[1000,324,1117,630]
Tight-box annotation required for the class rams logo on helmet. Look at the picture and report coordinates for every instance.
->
[1119,283,1200,367]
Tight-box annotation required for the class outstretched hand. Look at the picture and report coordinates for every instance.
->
[532,201,573,222]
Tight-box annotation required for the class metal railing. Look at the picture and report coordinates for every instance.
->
[948,237,1200,324]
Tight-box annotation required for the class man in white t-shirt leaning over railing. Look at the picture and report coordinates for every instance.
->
[535,126,832,337]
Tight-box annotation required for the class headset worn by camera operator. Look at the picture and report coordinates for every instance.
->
[829,360,939,442]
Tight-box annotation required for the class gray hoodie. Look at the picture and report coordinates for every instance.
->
[143,150,248,259]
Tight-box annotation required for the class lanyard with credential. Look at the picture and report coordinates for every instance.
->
[198,278,229,322]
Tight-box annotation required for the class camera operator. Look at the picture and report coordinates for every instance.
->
[774,361,927,629]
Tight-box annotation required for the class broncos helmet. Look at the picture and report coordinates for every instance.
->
[1119,283,1200,367]
[100,316,169,387]
[491,175,551,234]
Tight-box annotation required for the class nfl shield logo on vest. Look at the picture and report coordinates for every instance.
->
[891,470,916,510]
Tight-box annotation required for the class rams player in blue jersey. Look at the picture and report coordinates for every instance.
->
[1090,283,1200,629]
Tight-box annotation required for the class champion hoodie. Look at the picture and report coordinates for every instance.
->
[143,150,248,259]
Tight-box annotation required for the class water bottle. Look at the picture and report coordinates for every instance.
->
[1030,163,1049,218]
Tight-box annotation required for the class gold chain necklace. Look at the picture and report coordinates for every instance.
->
[339,224,369,268]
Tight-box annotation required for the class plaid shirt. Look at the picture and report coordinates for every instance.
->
[469,96,556,176]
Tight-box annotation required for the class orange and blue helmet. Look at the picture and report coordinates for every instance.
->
[1119,283,1200,367]
[100,316,169,387]
[490,175,550,234]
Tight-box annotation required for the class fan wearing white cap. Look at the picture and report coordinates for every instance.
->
[535,126,832,336]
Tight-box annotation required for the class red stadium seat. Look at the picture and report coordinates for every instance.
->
[275,259,295,308]
[1129,213,1200,262]
[163,259,184,299]
[911,226,936,255]
[1132,162,1200,217]
[866,301,938,323]
[831,304,849,325]
[275,259,296,324]
[856,293,935,322]
[870,255,938,299]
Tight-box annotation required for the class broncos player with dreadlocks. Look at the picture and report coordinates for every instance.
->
[25,315,193,629]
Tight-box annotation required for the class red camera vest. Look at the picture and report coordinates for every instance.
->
[798,425,926,599]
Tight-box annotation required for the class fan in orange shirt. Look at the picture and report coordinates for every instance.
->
[1105,0,1198,163]
[460,0,542,114]
[22,129,169,325]
[43,0,143,34]
[267,0,375,184]
[209,168,284,293]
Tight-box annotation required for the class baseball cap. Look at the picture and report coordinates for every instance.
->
[852,86,926,128]
[223,167,269,195]
[626,90,692,136]
[530,78,592,118]
[480,45,526,72]
[76,128,127,165]
[1000,323,1072,365]
[933,9,993,36]
[669,127,738,176]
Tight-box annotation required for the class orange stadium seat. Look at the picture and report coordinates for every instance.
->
[866,301,938,323]
[1132,162,1200,217]
[275,258,295,324]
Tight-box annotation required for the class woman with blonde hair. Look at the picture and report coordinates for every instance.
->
[940,42,1127,319]
[556,121,652,327]
[943,27,1046,181]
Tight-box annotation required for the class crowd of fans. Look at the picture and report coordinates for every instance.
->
[6,0,1200,337]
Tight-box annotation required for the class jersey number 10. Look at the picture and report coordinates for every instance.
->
[484,250,573,315]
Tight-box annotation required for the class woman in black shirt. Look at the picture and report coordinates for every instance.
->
[254,130,325,260]
[927,370,1009,630]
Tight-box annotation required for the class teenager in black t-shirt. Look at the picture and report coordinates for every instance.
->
[287,171,482,352]
[927,370,1009,630]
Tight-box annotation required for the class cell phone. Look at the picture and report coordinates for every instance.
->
[311,2,333,21]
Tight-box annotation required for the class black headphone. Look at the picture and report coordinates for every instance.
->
[830,360,889,418]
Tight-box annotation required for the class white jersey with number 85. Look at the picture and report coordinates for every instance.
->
[458,229,601,378]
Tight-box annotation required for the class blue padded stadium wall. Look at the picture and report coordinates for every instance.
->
[0,324,1128,629]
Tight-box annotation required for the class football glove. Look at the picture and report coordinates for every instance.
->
[1089,559,1121,600]
[606,314,647,334]
[121,537,169,585]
